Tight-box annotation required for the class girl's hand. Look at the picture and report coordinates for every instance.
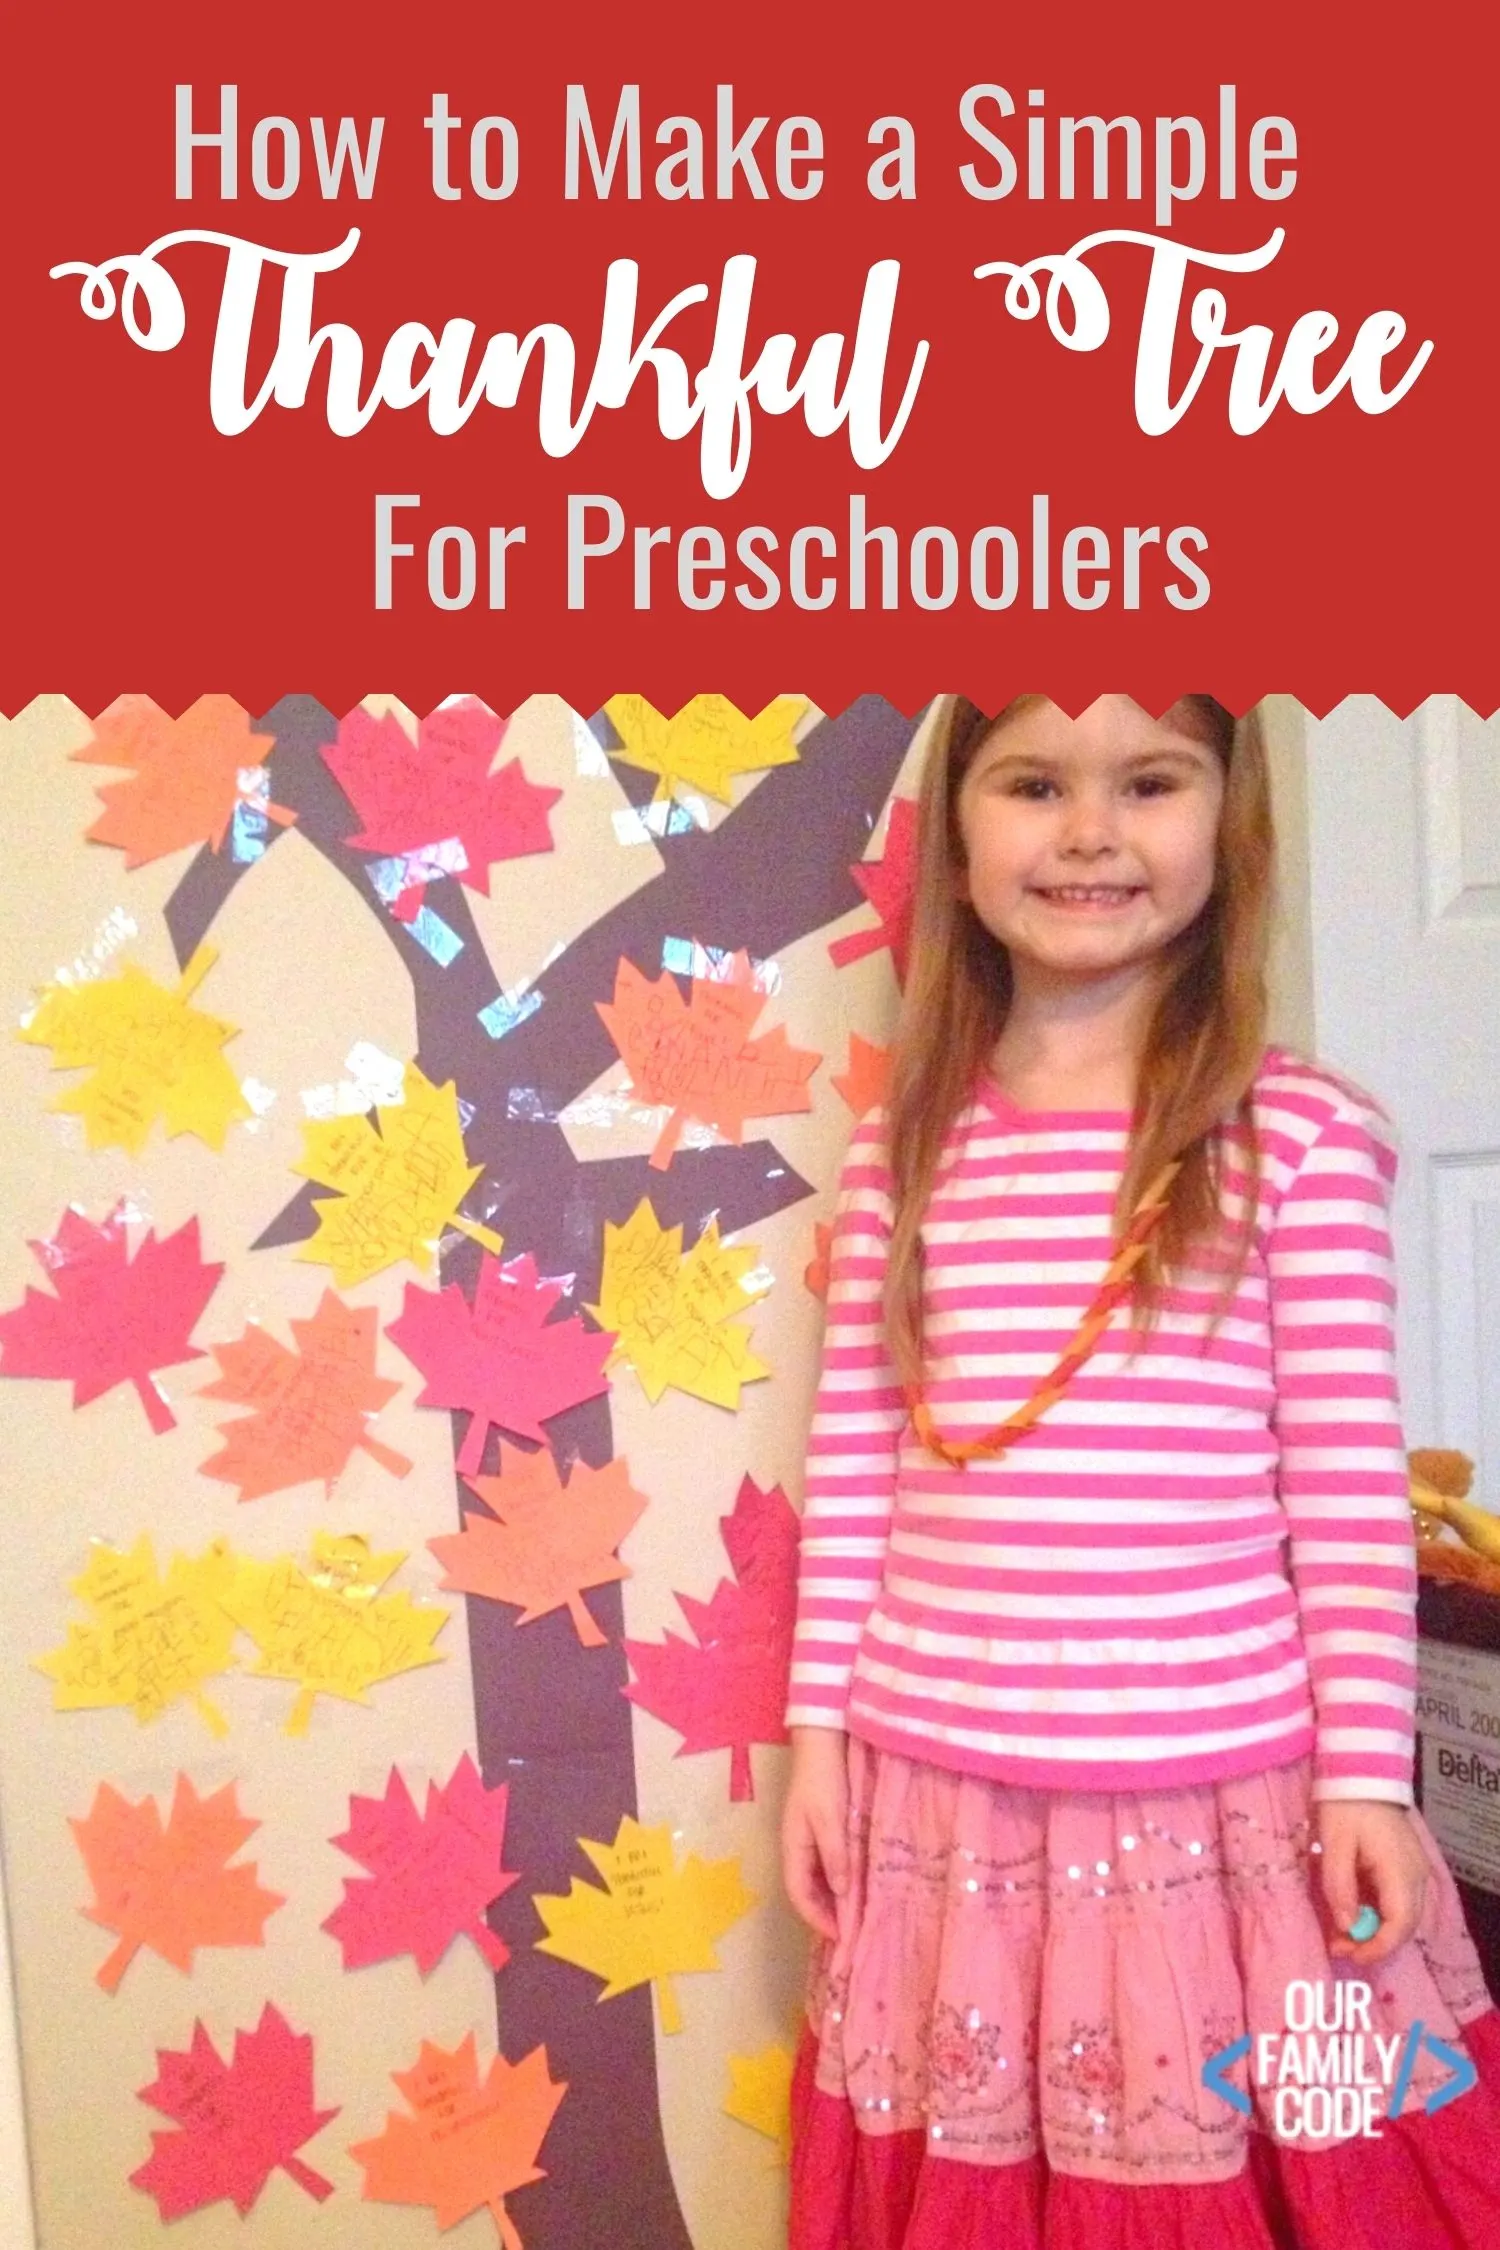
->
[1315,1799,1428,1967]
[781,1726,851,1943]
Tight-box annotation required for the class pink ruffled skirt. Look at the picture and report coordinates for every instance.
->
[791,1738,1500,2248]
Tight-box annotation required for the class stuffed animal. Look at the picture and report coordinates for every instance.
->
[1410,1448,1500,1595]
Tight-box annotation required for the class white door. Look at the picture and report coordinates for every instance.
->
[1303,696,1500,1502]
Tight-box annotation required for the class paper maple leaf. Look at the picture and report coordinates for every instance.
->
[588,1197,770,1410]
[603,694,805,804]
[831,1032,892,1118]
[388,1252,614,1476]
[429,1442,648,1647]
[19,944,250,1154]
[293,1060,504,1287]
[215,1531,446,1735]
[323,702,560,897]
[623,1476,798,1802]
[200,1290,412,1501]
[805,1219,833,1301]
[323,1753,517,1975]
[828,795,918,983]
[350,2035,566,2250]
[36,1535,238,1735]
[596,949,820,1170]
[71,1774,283,1992]
[74,695,292,868]
[131,2003,337,2218]
[723,2044,795,2162]
[533,1815,753,2035]
[0,1204,222,1434]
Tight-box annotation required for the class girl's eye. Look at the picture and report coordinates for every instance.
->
[1128,771,1178,798]
[1003,774,1059,801]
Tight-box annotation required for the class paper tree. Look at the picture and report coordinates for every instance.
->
[293,1061,504,1287]
[828,795,918,982]
[323,1754,518,1975]
[36,1535,237,1735]
[596,948,820,1169]
[19,944,250,1153]
[75,695,291,866]
[387,1251,614,1475]
[130,2004,337,2218]
[200,1290,412,1500]
[0,1203,222,1433]
[589,1198,770,1409]
[70,1774,283,1991]
[349,2036,566,2250]
[429,1443,648,1647]
[215,1531,447,1734]
[603,694,805,804]
[533,1816,753,2034]
[623,1476,798,1802]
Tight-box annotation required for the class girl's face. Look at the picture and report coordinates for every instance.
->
[954,697,1226,986]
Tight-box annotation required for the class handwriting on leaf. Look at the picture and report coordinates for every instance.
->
[387,1253,614,1476]
[215,1531,446,1735]
[0,1203,222,1433]
[71,1774,283,1992]
[624,1475,798,1802]
[828,795,917,983]
[429,1442,648,1647]
[130,2004,337,2218]
[20,945,250,1154]
[323,702,560,898]
[603,694,805,805]
[200,1290,411,1501]
[588,1197,770,1410]
[533,1815,753,2035]
[36,1536,237,1735]
[75,695,291,867]
[293,1060,503,1286]
[323,1753,517,1975]
[596,949,819,1169]
[350,2035,566,2250]
[724,2045,795,2162]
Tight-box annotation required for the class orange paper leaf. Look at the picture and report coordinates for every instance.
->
[200,1291,412,1501]
[429,1443,648,1647]
[805,1220,833,1301]
[349,2035,565,2250]
[595,949,820,1169]
[75,696,292,867]
[71,1774,284,1993]
[830,1034,891,1118]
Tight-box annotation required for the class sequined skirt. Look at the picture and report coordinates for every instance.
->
[791,1736,1500,2249]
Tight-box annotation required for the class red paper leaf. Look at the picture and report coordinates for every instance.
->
[200,1290,412,1500]
[387,1252,614,1476]
[596,948,821,1169]
[323,1753,518,1975]
[623,1476,799,1802]
[429,1443,648,1648]
[828,797,918,983]
[130,2003,338,2218]
[322,703,560,895]
[0,1204,222,1434]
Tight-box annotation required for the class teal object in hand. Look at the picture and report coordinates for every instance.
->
[1348,1904,1381,1942]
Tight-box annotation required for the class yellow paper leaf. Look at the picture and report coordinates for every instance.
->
[214,1531,446,1735]
[20,946,249,1154]
[533,1815,753,2035]
[723,2045,794,2162]
[35,1535,237,1735]
[293,1061,503,1287]
[586,1198,770,1410]
[604,695,805,805]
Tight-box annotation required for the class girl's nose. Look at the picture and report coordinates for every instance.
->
[1058,792,1120,856]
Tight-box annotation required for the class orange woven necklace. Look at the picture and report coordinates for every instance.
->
[908,1158,1183,1468]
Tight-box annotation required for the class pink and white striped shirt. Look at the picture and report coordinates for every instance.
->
[786,1050,1418,1804]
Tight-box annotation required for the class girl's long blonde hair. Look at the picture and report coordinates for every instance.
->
[882,694,1274,1393]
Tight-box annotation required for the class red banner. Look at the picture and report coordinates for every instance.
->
[3,0,1492,712]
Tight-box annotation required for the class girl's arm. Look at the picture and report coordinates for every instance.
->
[1267,1087,1418,1807]
[784,1115,906,1731]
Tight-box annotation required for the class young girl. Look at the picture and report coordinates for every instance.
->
[782,695,1500,2249]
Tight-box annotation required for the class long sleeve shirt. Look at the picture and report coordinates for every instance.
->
[785,1050,1418,1805]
